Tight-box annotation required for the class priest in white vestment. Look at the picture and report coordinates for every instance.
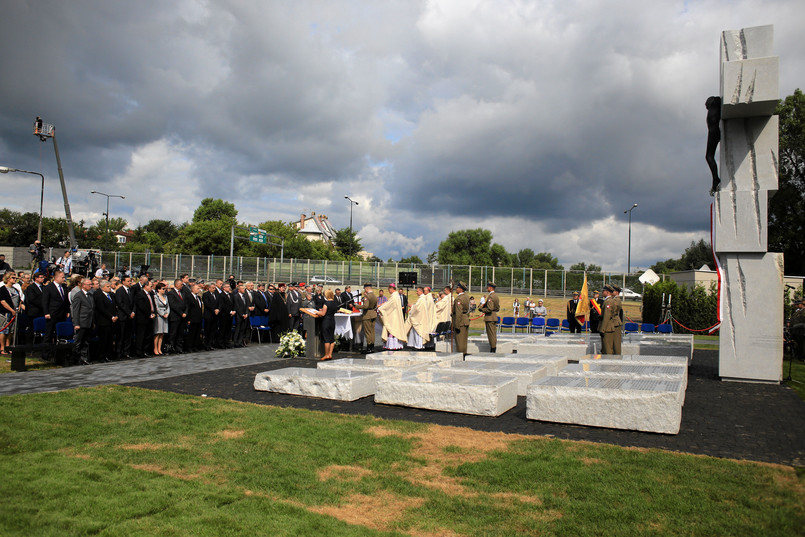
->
[404,287,431,349]
[378,284,406,350]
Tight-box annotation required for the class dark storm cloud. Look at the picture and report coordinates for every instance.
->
[1,0,803,268]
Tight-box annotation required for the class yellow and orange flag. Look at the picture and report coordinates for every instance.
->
[574,274,590,327]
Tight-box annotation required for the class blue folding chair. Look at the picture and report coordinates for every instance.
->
[515,317,530,333]
[531,317,546,334]
[56,321,74,344]
[545,318,561,333]
[561,319,570,332]
[657,323,672,334]
[624,322,639,334]
[250,315,271,343]
[499,316,516,333]
[640,323,656,333]
[32,316,47,343]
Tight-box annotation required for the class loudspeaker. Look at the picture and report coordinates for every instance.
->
[398,271,417,286]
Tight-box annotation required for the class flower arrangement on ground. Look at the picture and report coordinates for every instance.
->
[275,330,306,358]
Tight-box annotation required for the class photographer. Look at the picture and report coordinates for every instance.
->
[0,254,11,277]
[56,250,73,275]
[29,240,44,270]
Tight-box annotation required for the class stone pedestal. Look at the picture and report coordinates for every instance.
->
[438,361,550,396]
[715,24,783,383]
[254,368,379,401]
[304,315,323,359]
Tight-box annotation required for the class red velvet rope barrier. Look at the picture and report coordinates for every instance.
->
[670,318,720,333]
[0,313,17,332]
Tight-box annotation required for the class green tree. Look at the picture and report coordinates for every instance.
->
[515,248,536,267]
[769,89,805,274]
[193,198,237,224]
[490,243,512,266]
[569,262,602,272]
[139,219,180,244]
[651,239,712,273]
[333,227,362,258]
[532,252,563,270]
[426,251,438,264]
[437,228,493,266]
[399,255,423,264]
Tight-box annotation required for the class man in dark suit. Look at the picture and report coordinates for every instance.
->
[167,279,187,353]
[269,283,290,341]
[23,271,46,344]
[134,280,155,357]
[566,291,582,333]
[589,290,604,333]
[42,270,69,359]
[184,283,203,352]
[218,281,235,348]
[94,279,119,362]
[70,277,94,365]
[399,290,408,320]
[233,283,251,347]
[130,274,148,300]
[252,284,269,317]
[339,286,355,310]
[202,282,220,350]
[115,276,135,359]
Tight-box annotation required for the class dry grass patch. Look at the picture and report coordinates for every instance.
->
[120,442,171,451]
[309,491,425,533]
[214,429,245,439]
[318,464,372,482]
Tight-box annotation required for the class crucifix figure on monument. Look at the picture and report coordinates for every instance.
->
[705,95,722,195]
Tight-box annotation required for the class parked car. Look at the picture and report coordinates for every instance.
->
[620,287,642,300]
[309,275,342,285]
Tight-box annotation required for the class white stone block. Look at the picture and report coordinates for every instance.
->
[466,354,568,376]
[253,367,379,401]
[526,377,683,434]
[720,57,779,119]
[516,341,595,358]
[375,370,519,416]
[713,189,768,253]
[579,354,689,366]
[721,116,779,193]
[558,363,688,403]
[439,361,550,396]
[466,338,515,354]
[718,252,784,382]
[721,25,774,63]
[318,359,430,378]
[367,351,464,362]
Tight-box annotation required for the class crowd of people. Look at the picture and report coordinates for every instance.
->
[0,266,379,364]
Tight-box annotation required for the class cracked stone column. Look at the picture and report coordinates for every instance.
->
[714,24,783,382]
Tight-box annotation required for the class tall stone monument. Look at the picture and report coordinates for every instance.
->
[714,25,783,382]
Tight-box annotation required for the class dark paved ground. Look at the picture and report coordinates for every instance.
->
[126,349,805,467]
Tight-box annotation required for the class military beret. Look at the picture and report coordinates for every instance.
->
[612,285,622,292]
[456,281,467,291]
[487,281,496,288]
[603,285,614,292]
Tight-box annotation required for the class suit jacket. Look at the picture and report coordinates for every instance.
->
[357,291,377,320]
[399,293,408,315]
[479,291,500,321]
[251,290,269,316]
[453,293,470,327]
[24,283,45,318]
[268,291,289,323]
[287,289,302,315]
[181,284,194,304]
[134,290,155,325]
[234,291,250,316]
[566,299,580,321]
[167,288,186,321]
[115,286,134,318]
[600,296,623,333]
[339,291,354,310]
[219,289,233,315]
[202,290,219,320]
[43,281,69,318]
[94,291,118,327]
[186,292,203,323]
[70,290,94,328]
[590,298,604,323]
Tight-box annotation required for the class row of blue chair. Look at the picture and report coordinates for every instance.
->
[497,317,673,334]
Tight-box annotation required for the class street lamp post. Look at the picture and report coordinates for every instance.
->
[91,191,125,248]
[1,167,45,242]
[345,196,359,281]
[624,203,638,274]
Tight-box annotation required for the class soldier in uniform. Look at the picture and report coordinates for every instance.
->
[356,283,377,354]
[566,291,582,333]
[452,282,470,355]
[600,285,623,354]
[589,290,604,333]
[478,281,500,352]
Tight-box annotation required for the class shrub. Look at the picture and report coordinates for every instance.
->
[643,281,718,335]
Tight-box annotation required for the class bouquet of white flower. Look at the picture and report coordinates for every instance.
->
[275,330,306,358]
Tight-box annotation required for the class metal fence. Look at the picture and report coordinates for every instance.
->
[68,251,656,298]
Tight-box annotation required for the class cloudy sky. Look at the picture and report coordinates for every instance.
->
[1,1,802,271]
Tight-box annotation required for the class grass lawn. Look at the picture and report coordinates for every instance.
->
[1,386,803,536]
[784,357,805,401]
[694,335,719,351]
[0,356,60,375]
